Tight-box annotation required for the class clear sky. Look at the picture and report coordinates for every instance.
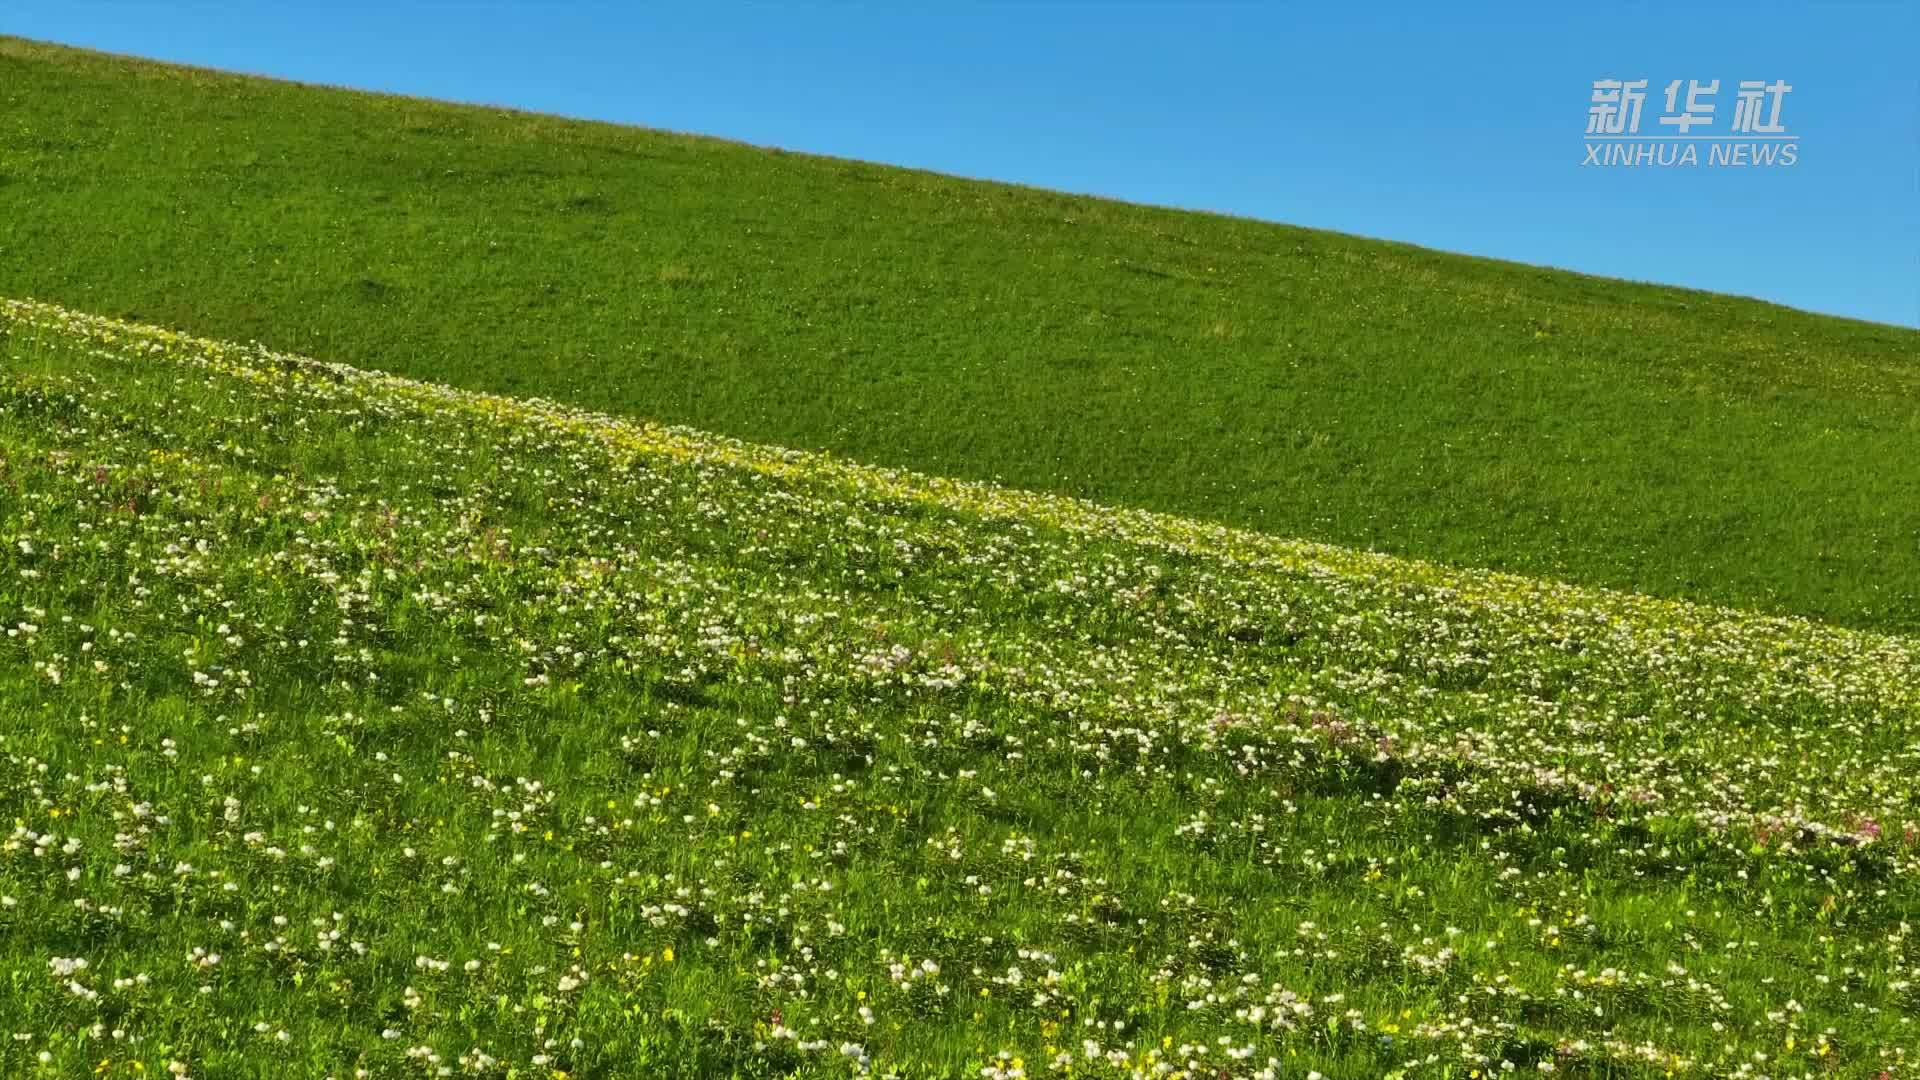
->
[7,1,1917,328]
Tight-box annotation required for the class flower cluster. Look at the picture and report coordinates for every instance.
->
[0,298,1914,1077]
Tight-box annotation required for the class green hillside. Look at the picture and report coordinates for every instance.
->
[3,299,1917,1077]
[2,36,1918,632]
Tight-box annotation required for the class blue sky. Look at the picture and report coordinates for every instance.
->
[8,2,1917,328]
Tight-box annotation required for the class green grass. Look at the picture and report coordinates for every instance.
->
[3,37,1918,633]
[2,299,1917,1078]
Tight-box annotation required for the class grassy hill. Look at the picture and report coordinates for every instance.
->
[3,37,1918,633]
[3,299,1917,1077]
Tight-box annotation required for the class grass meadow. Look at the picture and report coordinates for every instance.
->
[1,301,1916,1078]
[3,38,1918,632]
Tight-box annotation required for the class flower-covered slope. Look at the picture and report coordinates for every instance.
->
[0,298,1915,1078]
